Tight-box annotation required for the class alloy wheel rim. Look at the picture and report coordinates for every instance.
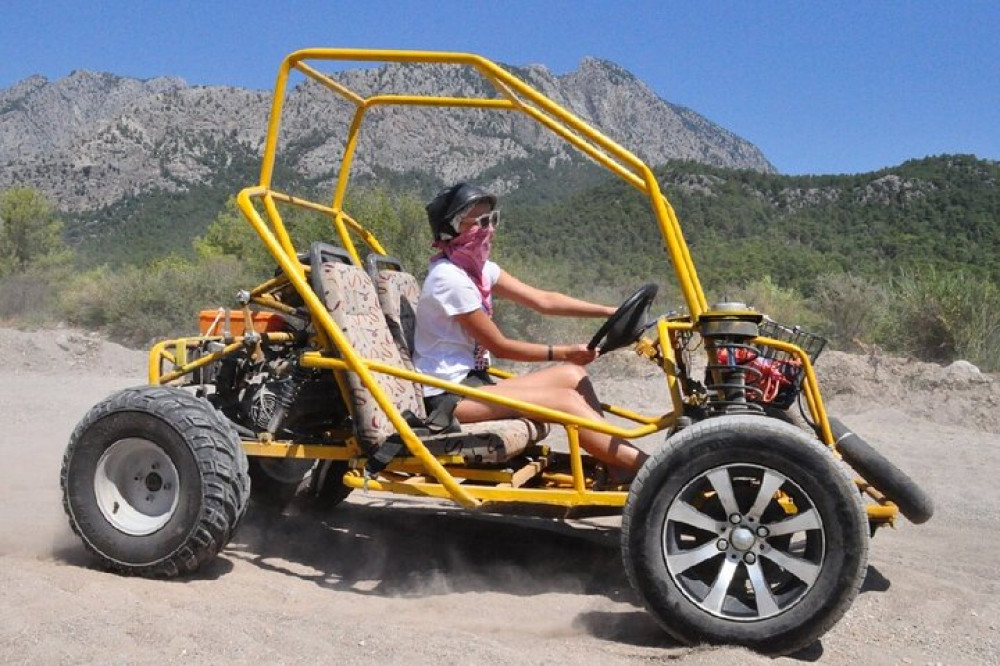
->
[661,463,825,621]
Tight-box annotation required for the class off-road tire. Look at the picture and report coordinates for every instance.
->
[247,458,313,507]
[247,459,352,510]
[61,386,250,577]
[622,415,869,656]
[763,404,814,434]
[305,460,353,510]
[829,417,934,524]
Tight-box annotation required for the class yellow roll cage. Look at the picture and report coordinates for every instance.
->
[149,48,883,519]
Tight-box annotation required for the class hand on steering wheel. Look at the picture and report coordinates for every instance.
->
[561,344,600,365]
[587,284,658,353]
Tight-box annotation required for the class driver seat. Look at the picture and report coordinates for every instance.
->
[319,256,548,466]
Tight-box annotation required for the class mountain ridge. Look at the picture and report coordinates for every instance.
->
[0,57,774,213]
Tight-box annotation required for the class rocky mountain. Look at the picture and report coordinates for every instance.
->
[0,58,773,213]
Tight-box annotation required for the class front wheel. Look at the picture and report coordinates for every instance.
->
[622,415,868,656]
[61,386,250,577]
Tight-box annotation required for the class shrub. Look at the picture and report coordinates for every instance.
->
[59,265,117,329]
[61,256,257,346]
[880,267,1000,370]
[0,271,59,323]
[811,272,889,351]
[881,271,956,362]
[726,276,823,331]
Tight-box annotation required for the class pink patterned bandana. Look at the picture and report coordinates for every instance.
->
[432,224,495,370]
[431,223,495,316]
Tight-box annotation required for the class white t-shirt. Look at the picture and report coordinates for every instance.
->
[414,258,502,396]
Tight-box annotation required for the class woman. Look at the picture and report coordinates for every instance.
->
[412,182,648,480]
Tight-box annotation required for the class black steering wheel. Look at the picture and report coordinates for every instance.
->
[587,283,658,353]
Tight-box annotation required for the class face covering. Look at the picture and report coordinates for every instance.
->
[432,222,495,316]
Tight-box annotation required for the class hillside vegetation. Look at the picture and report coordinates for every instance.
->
[508,155,1000,289]
[1,154,998,370]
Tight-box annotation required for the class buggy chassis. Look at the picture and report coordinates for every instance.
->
[149,48,891,518]
[63,49,932,655]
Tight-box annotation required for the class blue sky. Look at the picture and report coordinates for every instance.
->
[2,1,997,175]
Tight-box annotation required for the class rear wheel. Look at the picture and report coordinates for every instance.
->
[61,386,250,577]
[622,415,868,656]
[306,460,353,509]
[248,458,314,506]
[247,458,352,510]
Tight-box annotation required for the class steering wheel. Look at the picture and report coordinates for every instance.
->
[587,283,658,353]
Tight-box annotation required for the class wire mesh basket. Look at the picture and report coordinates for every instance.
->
[758,319,827,362]
[754,319,828,409]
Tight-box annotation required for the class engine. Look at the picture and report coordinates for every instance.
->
[205,345,350,443]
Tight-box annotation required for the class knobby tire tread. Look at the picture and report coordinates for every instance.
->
[61,386,250,578]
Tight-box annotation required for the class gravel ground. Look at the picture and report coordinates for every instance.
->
[0,327,997,664]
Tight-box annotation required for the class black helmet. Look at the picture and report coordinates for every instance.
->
[426,182,496,241]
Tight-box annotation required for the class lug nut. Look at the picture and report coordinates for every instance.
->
[716,539,729,551]
[756,526,769,537]
[744,552,757,565]
[729,514,742,524]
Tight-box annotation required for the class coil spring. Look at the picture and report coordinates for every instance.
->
[266,362,311,433]
[705,340,765,415]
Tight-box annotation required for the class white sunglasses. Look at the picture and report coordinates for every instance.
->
[470,210,500,229]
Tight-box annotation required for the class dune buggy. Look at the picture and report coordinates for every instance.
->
[60,48,932,655]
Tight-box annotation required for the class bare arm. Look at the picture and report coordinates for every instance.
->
[493,270,616,318]
[455,309,597,364]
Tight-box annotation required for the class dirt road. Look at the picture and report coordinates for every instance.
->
[1,328,997,664]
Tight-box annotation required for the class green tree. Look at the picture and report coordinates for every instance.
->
[194,197,274,275]
[194,188,430,277]
[0,187,69,275]
[346,187,429,274]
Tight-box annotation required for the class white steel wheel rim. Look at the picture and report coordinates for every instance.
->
[94,438,180,536]
[661,463,826,622]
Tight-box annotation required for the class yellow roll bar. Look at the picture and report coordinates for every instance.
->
[197,48,845,510]
[257,48,708,317]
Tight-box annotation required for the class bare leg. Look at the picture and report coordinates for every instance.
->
[453,365,648,475]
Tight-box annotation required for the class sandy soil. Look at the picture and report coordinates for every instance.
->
[1,327,997,665]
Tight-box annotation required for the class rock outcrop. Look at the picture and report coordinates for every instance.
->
[0,57,775,211]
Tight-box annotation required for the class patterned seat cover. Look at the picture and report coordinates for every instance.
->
[320,258,548,459]
[320,262,426,448]
[374,269,420,370]
[371,262,550,459]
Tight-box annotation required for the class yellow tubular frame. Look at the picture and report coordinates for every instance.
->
[153,48,878,516]
[258,48,708,313]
